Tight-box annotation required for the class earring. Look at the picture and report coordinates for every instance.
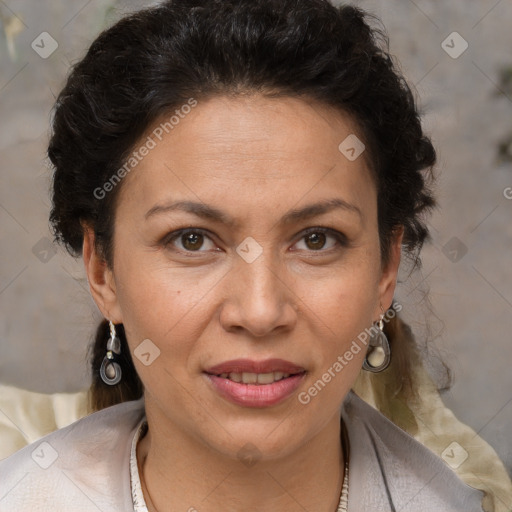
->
[100,321,122,385]
[362,308,391,373]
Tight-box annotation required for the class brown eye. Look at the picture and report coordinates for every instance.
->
[165,229,217,253]
[182,232,204,251]
[305,232,327,250]
[293,228,344,252]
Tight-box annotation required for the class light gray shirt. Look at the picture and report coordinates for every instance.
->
[0,391,485,511]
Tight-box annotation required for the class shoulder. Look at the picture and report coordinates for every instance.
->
[0,398,145,512]
[341,391,485,512]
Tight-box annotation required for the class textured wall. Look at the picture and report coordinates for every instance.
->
[0,0,511,474]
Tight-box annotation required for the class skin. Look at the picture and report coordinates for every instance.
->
[83,94,403,512]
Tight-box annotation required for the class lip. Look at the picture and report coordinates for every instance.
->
[205,373,306,408]
[203,358,306,408]
[204,358,306,375]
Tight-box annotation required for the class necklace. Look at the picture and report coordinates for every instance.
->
[337,460,349,512]
[134,421,349,512]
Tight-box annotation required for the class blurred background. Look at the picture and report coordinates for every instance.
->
[0,0,511,475]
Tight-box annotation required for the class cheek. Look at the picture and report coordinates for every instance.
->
[114,245,210,327]
[112,255,225,376]
[304,251,381,370]
[307,250,380,321]
[318,287,376,368]
[297,284,375,413]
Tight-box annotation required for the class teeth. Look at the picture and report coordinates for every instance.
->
[217,371,293,384]
[257,372,275,384]
[242,372,258,384]
[229,372,242,382]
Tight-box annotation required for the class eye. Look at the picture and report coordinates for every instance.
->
[163,227,347,254]
[164,229,218,253]
[293,227,347,252]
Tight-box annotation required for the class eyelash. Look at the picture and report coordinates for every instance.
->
[162,227,348,255]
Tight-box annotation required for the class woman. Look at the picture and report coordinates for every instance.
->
[0,0,489,510]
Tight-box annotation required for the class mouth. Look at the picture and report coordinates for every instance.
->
[209,370,304,385]
[204,358,306,376]
[203,359,307,408]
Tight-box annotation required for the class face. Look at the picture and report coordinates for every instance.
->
[85,94,401,460]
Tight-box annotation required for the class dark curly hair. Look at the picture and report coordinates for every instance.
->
[48,0,436,412]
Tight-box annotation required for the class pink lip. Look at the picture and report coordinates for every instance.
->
[205,373,306,408]
[204,358,305,375]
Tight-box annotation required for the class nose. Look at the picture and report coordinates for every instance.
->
[219,250,298,338]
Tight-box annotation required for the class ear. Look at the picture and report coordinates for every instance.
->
[82,225,122,323]
[375,226,404,317]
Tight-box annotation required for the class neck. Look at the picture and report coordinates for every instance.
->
[137,401,345,512]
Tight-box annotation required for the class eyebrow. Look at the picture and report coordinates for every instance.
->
[145,198,362,225]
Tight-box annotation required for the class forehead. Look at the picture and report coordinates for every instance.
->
[116,94,376,222]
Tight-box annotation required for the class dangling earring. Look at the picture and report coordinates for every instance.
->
[100,321,122,385]
[363,307,391,373]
